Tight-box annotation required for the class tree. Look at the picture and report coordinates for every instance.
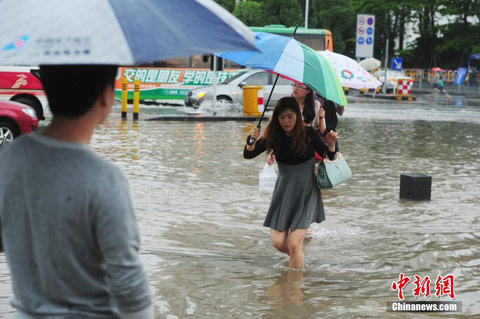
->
[214,0,480,68]
[307,0,356,54]
[436,0,480,66]
[233,1,264,26]
[214,0,235,12]
[261,0,303,27]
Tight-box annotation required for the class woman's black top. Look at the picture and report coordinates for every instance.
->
[244,126,336,165]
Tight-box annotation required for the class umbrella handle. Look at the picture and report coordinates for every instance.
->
[246,135,256,146]
[246,122,261,145]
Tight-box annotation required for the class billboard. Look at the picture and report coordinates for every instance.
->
[114,67,241,100]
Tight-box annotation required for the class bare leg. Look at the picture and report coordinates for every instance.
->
[287,229,308,269]
[270,229,289,255]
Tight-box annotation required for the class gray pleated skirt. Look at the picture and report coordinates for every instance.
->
[264,157,325,231]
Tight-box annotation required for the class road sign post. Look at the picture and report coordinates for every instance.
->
[355,14,375,59]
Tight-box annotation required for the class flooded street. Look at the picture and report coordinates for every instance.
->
[1,94,479,318]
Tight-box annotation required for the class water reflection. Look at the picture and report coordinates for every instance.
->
[264,270,305,305]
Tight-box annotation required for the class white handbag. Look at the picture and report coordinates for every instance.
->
[258,163,277,192]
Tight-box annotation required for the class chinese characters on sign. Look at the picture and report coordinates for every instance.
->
[122,68,238,85]
[391,273,456,300]
[114,67,241,100]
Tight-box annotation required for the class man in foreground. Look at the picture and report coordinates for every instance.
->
[0,65,153,318]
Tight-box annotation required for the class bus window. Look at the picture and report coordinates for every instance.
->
[190,55,210,68]
[161,57,190,68]
[249,25,333,52]
[224,59,242,69]
[295,34,326,51]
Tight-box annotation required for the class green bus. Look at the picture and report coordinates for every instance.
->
[249,25,333,51]
[154,25,333,69]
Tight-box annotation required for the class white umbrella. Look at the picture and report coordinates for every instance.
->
[0,0,256,65]
[317,51,382,90]
[359,57,382,71]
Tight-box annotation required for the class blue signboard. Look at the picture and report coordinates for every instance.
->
[454,67,467,85]
[392,57,403,71]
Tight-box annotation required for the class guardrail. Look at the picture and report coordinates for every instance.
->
[404,68,480,84]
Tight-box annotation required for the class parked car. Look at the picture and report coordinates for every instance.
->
[372,69,413,92]
[0,100,38,147]
[184,69,294,108]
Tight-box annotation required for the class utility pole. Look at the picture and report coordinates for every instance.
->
[304,0,309,28]
[212,56,217,114]
[382,32,389,94]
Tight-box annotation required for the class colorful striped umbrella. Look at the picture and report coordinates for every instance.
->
[218,32,348,106]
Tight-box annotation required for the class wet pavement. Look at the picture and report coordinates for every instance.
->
[0,93,479,318]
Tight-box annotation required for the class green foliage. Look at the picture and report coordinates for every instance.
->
[308,0,356,55]
[213,0,235,12]
[261,0,303,26]
[396,49,415,65]
[437,22,480,66]
[220,0,480,68]
[234,1,264,26]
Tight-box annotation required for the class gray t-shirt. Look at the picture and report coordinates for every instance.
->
[0,133,151,318]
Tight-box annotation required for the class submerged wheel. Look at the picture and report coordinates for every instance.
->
[216,96,232,103]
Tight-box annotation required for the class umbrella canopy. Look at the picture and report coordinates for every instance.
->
[468,53,480,66]
[0,0,256,65]
[359,57,381,71]
[432,67,446,73]
[317,51,382,90]
[218,32,348,106]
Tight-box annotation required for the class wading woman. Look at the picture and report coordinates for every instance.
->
[244,96,338,269]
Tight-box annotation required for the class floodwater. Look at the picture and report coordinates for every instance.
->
[0,93,479,318]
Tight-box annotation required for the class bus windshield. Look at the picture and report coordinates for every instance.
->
[295,34,326,51]
[249,25,332,52]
